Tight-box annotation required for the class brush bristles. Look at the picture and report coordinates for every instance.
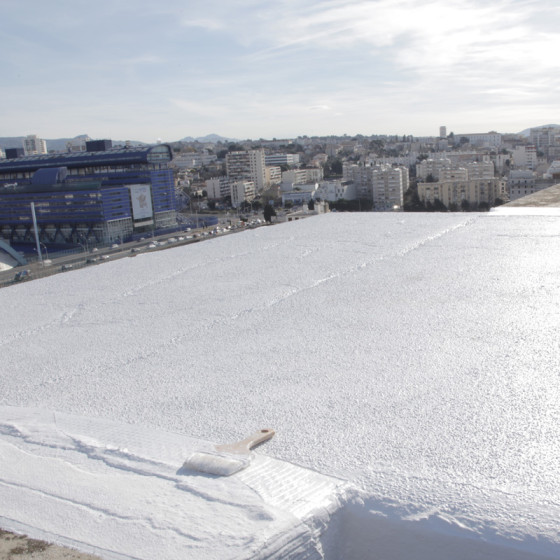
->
[183,452,250,476]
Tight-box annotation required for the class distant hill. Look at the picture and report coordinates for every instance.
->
[518,124,560,137]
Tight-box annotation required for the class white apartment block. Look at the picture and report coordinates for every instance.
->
[313,180,357,202]
[529,127,560,153]
[454,132,502,148]
[23,134,47,155]
[265,153,300,166]
[281,168,323,191]
[66,137,90,152]
[173,153,218,169]
[512,145,537,170]
[226,150,266,191]
[344,164,408,209]
[206,176,231,200]
[416,158,453,181]
[371,165,408,210]
[265,166,282,186]
[369,154,419,167]
[231,180,256,208]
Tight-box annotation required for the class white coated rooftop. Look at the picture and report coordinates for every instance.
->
[1,212,559,559]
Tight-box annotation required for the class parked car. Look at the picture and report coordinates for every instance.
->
[61,264,73,271]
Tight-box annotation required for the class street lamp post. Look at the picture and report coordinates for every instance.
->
[40,243,48,262]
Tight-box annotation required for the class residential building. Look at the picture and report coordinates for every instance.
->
[206,176,231,200]
[66,137,90,153]
[226,149,266,191]
[231,180,256,208]
[172,152,218,169]
[507,170,536,201]
[371,165,408,210]
[281,168,323,191]
[23,134,48,155]
[313,180,357,202]
[416,158,453,181]
[418,163,504,208]
[512,145,538,170]
[454,132,502,148]
[264,153,300,167]
[344,164,408,209]
[265,166,282,186]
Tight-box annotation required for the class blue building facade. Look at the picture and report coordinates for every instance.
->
[0,144,178,246]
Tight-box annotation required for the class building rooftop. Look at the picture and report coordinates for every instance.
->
[0,144,173,174]
[1,209,559,559]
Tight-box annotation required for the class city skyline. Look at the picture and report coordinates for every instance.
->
[2,0,560,143]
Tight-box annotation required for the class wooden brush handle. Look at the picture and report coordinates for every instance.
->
[216,429,275,454]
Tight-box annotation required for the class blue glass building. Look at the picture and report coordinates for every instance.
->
[0,144,178,246]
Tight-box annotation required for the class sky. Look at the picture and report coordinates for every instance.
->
[2,0,560,143]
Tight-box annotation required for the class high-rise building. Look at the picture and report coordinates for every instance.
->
[23,134,48,155]
[439,126,447,138]
[343,163,408,209]
[226,150,266,191]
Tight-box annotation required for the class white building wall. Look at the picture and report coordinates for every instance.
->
[226,150,266,191]
[23,135,47,155]
[512,146,538,170]
[230,181,255,208]
[206,176,230,200]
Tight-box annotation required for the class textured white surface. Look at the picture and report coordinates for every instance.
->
[1,213,559,558]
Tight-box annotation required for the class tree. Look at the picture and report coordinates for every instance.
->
[263,203,277,223]
[403,186,424,212]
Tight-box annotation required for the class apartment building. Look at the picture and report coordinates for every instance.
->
[265,153,300,166]
[416,158,453,181]
[206,176,231,200]
[512,145,538,170]
[23,134,48,155]
[226,149,266,191]
[313,180,357,202]
[371,165,408,210]
[507,170,536,201]
[454,132,502,148]
[281,168,323,191]
[230,180,256,208]
[344,163,408,209]
[418,163,504,209]
[265,166,282,186]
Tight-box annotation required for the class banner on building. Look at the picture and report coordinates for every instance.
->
[130,184,154,222]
